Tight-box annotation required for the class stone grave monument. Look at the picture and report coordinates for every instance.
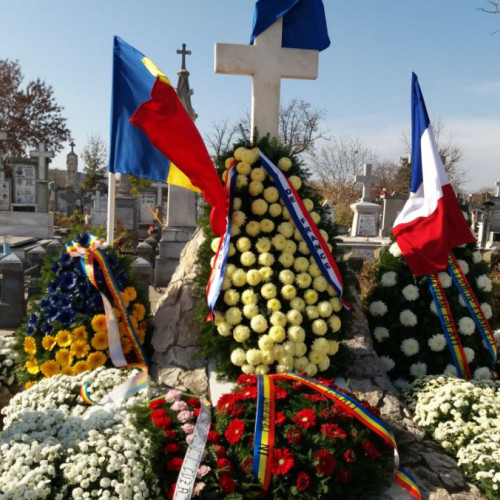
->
[379,192,407,237]
[350,163,382,237]
[155,44,199,287]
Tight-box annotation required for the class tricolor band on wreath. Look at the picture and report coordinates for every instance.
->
[392,73,496,380]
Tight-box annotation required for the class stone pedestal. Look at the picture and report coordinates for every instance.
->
[154,227,195,287]
[350,201,382,237]
[0,253,25,328]
[379,195,407,237]
[130,257,152,299]
[36,179,49,213]
[166,185,198,227]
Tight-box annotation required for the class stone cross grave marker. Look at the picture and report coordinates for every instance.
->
[355,163,379,203]
[30,142,54,181]
[215,17,319,140]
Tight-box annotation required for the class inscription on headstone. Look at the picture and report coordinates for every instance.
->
[358,214,377,237]
[14,165,36,204]
[139,192,157,223]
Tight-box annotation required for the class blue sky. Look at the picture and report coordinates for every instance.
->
[2,0,499,192]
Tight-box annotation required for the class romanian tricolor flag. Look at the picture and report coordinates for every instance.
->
[109,36,226,235]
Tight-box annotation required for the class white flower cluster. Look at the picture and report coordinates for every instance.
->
[0,336,17,388]
[0,367,159,499]
[404,375,500,496]
[213,147,342,377]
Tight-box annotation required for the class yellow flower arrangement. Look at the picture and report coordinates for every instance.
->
[132,303,146,321]
[250,166,266,182]
[255,237,271,253]
[40,360,60,377]
[55,329,72,347]
[42,335,57,351]
[277,157,292,171]
[259,266,273,282]
[251,199,268,215]
[124,286,137,302]
[245,220,261,237]
[91,314,107,332]
[70,340,90,359]
[236,174,248,189]
[24,357,39,375]
[236,237,251,252]
[263,186,279,203]
[236,161,251,175]
[25,381,37,389]
[72,326,88,342]
[260,219,275,233]
[231,269,247,287]
[24,337,36,355]
[268,203,282,217]
[120,336,132,354]
[61,366,74,376]
[90,331,108,351]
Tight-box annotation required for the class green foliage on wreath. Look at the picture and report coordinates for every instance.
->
[365,239,495,388]
[192,136,354,381]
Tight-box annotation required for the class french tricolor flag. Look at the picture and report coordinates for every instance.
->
[393,73,475,276]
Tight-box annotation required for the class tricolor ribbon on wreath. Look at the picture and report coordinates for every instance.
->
[66,234,149,404]
[206,151,350,316]
[252,373,422,500]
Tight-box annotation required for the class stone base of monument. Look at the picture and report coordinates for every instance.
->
[0,211,54,239]
[350,201,382,238]
[151,227,486,500]
[154,226,195,287]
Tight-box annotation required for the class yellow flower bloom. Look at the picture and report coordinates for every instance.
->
[55,348,72,366]
[40,360,60,377]
[132,303,146,322]
[120,292,130,308]
[137,329,146,344]
[72,326,88,342]
[130,316,139,331]
[124,286,137,302]
[91,331,108,351]
[25,380,37,389]
[42,335,57,351]
[73,360,90,374]
[91,314,107,332]
[24,337,36,355]
[70,340,90,359]
[56,329,72,347]
[121,336,132,354]
[87,351,107,369]
[24,358,39,374]
[61,366,74,376]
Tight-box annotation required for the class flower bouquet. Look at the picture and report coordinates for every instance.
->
[0,336,16,389]
[13,233,152,389]
[194,139,353,380]
[404,375,500,499]
[0,366,159,499]
[365,240,495,388]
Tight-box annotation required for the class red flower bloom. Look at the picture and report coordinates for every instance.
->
[217,393,235,415]
[212,444,227,459]
[292,408,317,429]
[362,439,381,460]
[320,423,347,440]
[316,377,334,387]
[216,458,233,473]
[320,405,339,419]
[207,430,221,444]
[275,412,286,425]
[235,385,257,400]
[219,473,236,493]
[237,373,257,386]
[336,467,353,484]
[241,456,253,473]
[231,404,244,417]
[187,398,201,408]
[149,398,165,410]
[225,418,245,444]
[166,457,183,471]
[164,430,177,440]
[296,471,311,491]
[164,442,180,454]
[167,483,176,500]
[275,387,288,400]
[343,449,356,463]
[150,409,172,430]
[305,393,328,402]
[270,448,294,476]
[193,408,201,418]
[286,428,302,445]
[314,449,336,476]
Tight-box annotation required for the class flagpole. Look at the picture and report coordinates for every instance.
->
[106,171,116,246]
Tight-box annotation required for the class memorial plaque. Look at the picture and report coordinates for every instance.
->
[14,165,36,204]
[139,192,157,224]
[357,214,377,237]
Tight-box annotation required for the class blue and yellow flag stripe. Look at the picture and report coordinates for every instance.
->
[395,469,422,500]
[427,274,471,379]
[447,252,497,362]
[253,375,276,493]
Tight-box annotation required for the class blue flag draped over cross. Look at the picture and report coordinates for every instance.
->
[250,0,330,51]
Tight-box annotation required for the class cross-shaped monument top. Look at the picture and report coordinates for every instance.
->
[215,18,318,141]
[355,164,379,203]
[30,142,54,181]
[177,43,191,71]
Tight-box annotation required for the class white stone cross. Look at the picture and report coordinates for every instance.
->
[215,17,318,141]
[355,163,379,203]
[30,142,54,181]
[496,178,500,197]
